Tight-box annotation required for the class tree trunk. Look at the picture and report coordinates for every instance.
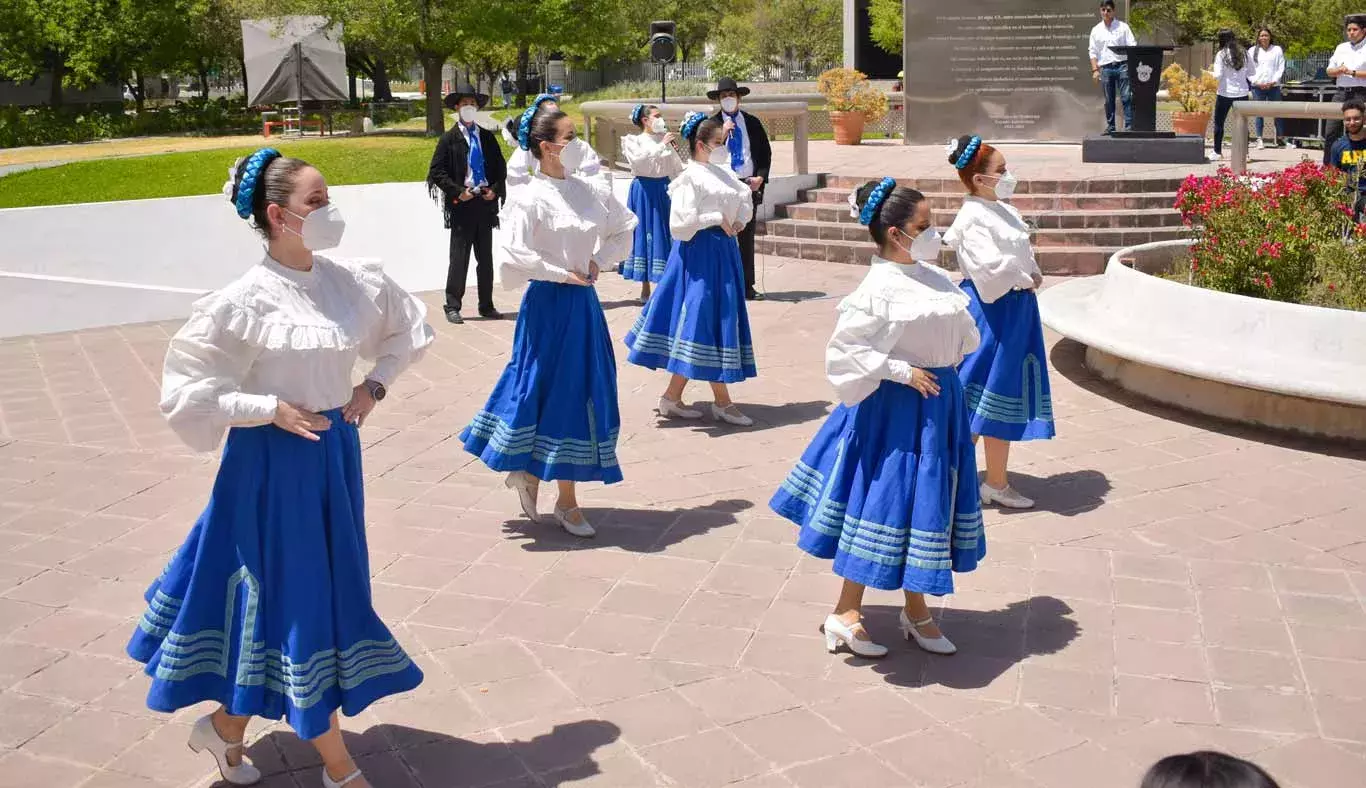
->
[132,68,146,112]
[373,57,393,102]
[421,53,446,135]
[515,42,530,107]
[348,67,358,104]
[48,51,64,108]
[237,51,249,101]
[198,59,210,100]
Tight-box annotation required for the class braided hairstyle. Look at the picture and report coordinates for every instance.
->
[854,178,927,247]
[948,134,998,192]
[682,112,725,159]
[225,148,313,240]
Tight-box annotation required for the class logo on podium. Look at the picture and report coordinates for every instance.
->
[1136,63,1153,83]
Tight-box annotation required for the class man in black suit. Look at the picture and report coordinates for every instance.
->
[709,77,771,301]
[427,86,508,324]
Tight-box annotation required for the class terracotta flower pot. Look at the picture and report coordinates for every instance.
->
[830,110,866,145]
[1171,111,1210,137]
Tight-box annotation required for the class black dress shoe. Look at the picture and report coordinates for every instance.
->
[479,307,503,320]
[445,308,464,324]
[745,290,764,301]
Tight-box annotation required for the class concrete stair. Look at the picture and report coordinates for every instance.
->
[758,175,1189,275]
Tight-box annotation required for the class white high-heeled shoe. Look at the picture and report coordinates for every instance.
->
[979,482,1034,510]
[187,714,262,786]
[553,507,596,538]
[322,767,366,788]
[821,614,889,658]
[899,610,957,655]
[658,396,703,420]
[711,403,754,427]
[506,472,539,521]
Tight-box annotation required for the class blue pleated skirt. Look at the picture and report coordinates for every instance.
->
[127,411,423,740]
[770,374,985,595]
[958,282,1056,441]
[461,281,622,483]
[624,226,757,383]
[620,177,672,283]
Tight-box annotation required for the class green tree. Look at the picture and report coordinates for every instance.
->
[0,0,122,106]
[868,0,902,56]
[712,0,840,76]
[1132,0,1356,56]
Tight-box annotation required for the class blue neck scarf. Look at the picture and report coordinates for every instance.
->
[725,111,745,172]
[464,123,487,187]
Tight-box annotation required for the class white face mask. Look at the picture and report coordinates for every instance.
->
[706,143,731,166]
[458,105,478,124]
[906,227,943,261]
[981,171,1019,200]
[720,97,739,114]
[555,138,591,171]
[284,203,346,250]
[649,117,668,134]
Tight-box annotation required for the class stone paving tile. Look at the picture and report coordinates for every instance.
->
[0,259,1363,787]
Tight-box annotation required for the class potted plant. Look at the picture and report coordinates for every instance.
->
[1161,63,1217,137]
[817,67,889,145]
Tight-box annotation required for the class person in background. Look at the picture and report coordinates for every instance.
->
[1139,751,1281,788]
[770,178,983,658]
[1248,27,1285,149]
[1324,15,1366,160]
[1210,29,1251,163]
[620,104,684,303]
[1089,0,1136,135]
[1328,99,1366,219]
[708,77,772,301]
[944,134,1055,509]
[500,74,513,108]
[428,86,507,324]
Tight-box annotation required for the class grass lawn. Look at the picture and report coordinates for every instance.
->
[0,135,449,209]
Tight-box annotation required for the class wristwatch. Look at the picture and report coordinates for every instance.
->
[364,379,387,402]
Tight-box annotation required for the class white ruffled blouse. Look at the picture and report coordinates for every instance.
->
[498,172,638,289]
[160,255,435,452]
[506,146,608,188]
[943,196,1041,304]
[827,257,981,407]
[669,160,754,242]
[622,132,684,179]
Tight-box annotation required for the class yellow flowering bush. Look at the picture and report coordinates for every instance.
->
[1161,63,1218,114]
[817,67,889,120]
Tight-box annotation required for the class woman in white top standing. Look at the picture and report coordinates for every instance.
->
[461,107,637,538]
[1248,27,1285,149]
[770,178,983,658]
[130,149,433,788]
[944,135,1055,510]
[620,104,684,302]
[1210,28,1251,162]
[625,112,758,426]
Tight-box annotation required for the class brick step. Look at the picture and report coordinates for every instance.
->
[824,174,1188,194]
[776,202,1184,229]
[801,187,1178,212]
[755,236,1114,276]
[758,219,1186,248]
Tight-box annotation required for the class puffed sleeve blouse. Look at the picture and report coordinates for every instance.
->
[497,172,638,289]
[826,257,981,407]
[622,132,684,179]
[943,196,1041,304]
[668,160,754,242]
[159,256,435,452]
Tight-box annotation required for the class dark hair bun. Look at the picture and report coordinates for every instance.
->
[947,134,976,166]
[854,180,880,213]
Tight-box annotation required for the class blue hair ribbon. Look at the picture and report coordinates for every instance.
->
[517,94,560,150]
[680,111,706,141]
[954,135,982,170]
[232,147,281,219]
[858,177,898,226]
[631,104,646,126]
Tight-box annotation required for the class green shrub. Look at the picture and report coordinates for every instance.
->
[708,53,757,82]
[570,80,707,103]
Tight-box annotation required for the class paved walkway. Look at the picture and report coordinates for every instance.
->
[0,260,1363,788]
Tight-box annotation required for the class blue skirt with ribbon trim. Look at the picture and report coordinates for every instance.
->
[461,281,622,483]
[624,226,757,383]
[620,176,672,283]
[769,374,985,595]
[958,281,1056,441]
[126,411,423,740]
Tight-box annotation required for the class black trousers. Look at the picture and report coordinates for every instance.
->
[738,193,762,294]
[445,213,495,313]
[1325,87,1366,164]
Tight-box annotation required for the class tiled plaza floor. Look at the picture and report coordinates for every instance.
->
[0,259,1364,788]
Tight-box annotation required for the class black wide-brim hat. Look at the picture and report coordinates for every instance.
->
[706,77,752,100]
[444,90,490,110]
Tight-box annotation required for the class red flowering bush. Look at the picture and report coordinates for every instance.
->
[1175,162,1362,307]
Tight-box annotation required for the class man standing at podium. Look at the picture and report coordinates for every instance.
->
[1089,0,1137,135]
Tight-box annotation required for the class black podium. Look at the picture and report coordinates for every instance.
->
[1082,43,1205,163]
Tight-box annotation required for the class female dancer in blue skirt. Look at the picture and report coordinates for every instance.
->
[133,149,434,787]
[944,135,1056,510]
[771,178,984,658]
[625,112,757,426]
[461,105,636,538]
[620,103,684,303]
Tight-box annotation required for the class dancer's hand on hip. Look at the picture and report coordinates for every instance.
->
[343,385,378,427]
[909,368,941,397]
[274,402,332,440]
